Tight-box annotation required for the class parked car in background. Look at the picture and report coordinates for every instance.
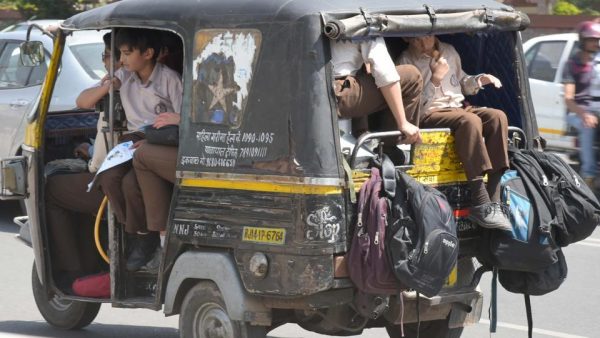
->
[0,27,106,159]
[1,19,62,33]
[523,33,579,152]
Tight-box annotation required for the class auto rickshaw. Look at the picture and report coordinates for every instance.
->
[0,0,536,337]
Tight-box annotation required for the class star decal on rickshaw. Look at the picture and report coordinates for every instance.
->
[208,73,237,109]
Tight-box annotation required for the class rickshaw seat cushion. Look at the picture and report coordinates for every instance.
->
[72,272,110,298]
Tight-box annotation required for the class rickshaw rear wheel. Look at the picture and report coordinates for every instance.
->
[179,281,267,338]
[31,263,100,330]
[385,316,464,338]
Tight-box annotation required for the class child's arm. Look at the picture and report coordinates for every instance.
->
[76,75,122,109]
[153,112,180,128]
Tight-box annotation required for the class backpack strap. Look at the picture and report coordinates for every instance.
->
[525,294,533,338]
[398,291,405,337]
[380,154,396,198]
[342,157,357,204]
[489,267,498,333]
[415,291,421,338]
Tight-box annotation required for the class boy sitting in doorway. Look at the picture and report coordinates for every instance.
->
[94,28,183,271]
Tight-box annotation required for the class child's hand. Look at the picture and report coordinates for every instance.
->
[153,112,180,129]
[74,142,92,160]
[131,140,146,149]
[398,121,422,145]
[101,76,121,90]
[478,74,502,88]
[430,56,449,86]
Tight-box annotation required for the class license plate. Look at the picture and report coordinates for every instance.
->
[445,265,458,287]
[242,227,286,245]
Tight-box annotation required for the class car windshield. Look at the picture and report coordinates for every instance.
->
[69,43,105,80]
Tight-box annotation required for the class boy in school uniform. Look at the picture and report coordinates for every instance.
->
[96,28,183,271]
[399,35,511,231]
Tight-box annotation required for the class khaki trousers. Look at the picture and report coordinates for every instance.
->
[96,132,146,234]
[421,106,509,180]
[46,172,104,274]
[133,143,177,232]
[335,64,423,135]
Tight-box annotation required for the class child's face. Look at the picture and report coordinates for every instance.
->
[118,45,154,72]
[102,47,122,72]
[408,36,436,54]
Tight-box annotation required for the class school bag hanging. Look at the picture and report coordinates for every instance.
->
[346,166,401,296]
[386,169,459,298]
[480,159,567,338]
[523,149,600,246]
[477,168,559,272]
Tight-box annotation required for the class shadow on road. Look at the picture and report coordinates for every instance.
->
[0,201,24,234]
[0,321,179,338]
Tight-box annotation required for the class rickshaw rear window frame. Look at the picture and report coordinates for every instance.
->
[191,28,262,129]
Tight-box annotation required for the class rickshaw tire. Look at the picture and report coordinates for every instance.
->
[179,281,267,338]
[31,263,101,330]
[385,316,464,338]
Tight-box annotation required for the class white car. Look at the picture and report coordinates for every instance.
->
[0,27,106,159]
[523,33,579,152]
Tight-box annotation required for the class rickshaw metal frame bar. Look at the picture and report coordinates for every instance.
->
[349,130,402,168]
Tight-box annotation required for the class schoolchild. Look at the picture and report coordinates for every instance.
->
[95,28,183,271]
[399,35,511,231]
[331,37,423,148]
[563,21,600,188]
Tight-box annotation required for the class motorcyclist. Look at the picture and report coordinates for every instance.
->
[563,20,600,189]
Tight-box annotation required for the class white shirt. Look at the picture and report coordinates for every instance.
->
[398,42,482,115]
[116,62,183,131]
[331,37,400,88]
[88,117,118,173]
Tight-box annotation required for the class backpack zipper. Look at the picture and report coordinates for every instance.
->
[573,175,581,188]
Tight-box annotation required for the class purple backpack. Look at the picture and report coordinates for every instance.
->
[347,167,402,295]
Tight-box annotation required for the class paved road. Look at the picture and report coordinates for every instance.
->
[1,201,598,338]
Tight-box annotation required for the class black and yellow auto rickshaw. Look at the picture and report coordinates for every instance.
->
[0,0,536,337]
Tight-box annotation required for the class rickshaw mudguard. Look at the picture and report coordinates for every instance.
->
[163,250,272,326]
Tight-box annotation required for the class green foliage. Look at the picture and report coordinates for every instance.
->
[0,0,86,19]
[553,0,583,15]
[570,0,600,12]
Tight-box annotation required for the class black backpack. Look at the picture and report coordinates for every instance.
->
[498,248,567,296]
[523,149,600,246]
[386,169,459,298]
[480,148,567,338]
[477,167,559,272]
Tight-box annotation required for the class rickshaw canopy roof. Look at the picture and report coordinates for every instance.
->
[62,0,519,32]
[59,0,529,179]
